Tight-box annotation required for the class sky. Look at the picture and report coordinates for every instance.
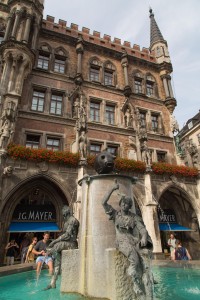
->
[43,0,200,129]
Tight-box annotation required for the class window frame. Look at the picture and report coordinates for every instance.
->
[31,90,45,112]
[105,104,115,125]
[37,52,50,70]
[25,134,41,149]
[89,143,102,156]
[90,101,101,122]
[50,93,63,116]
[54,55,66,74]
[107,144,119,156]
[46,137,61,151]
[90,66,100,82]
[151,114,159,132]
[157,151,167,162]
[104,69,114,86]
[134,78,143,94]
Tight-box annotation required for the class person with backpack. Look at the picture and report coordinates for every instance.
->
[25,236,38,263]
[174,240,192,261]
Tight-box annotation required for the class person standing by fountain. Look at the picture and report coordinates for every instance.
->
[5,239,19,265]
[174,240,192,261]
[102,179,153,299]
[45,205,79,289]
[167,233,177,260]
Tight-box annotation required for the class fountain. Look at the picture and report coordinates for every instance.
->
[60,150,154,300]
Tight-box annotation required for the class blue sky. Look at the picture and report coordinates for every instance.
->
[44,0,200,128]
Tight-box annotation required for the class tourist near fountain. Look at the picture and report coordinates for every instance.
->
[59,150,154,300]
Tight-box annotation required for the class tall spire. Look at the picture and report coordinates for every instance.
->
[149,8,166,49]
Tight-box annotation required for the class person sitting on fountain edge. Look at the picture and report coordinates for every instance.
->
[32,231,53,275]
[102,179,153,298]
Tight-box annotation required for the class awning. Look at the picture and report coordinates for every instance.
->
[8,222,60,232]
[159,223,194,231]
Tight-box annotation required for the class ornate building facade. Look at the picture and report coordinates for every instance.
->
[0,0,199,264]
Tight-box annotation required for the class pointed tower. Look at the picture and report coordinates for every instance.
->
[149,8,170,64]
[149,8,176,115]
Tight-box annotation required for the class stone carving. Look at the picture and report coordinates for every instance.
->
[102,180,153,299]
[94,150,116,174]
[78,129,87,160]
[141,141,151,168]
[135,107,148,141]
[72,97,79,119]
[3,166,13,176]
[46,205,79,289]
[188,142,199,168]
[170,114,179,134]
[0,101,17,150]
[124,106,132,127]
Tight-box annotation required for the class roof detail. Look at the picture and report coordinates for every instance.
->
[179,110,200,137]
[149,8,165,48]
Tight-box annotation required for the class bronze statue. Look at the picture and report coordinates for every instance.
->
[45,205,79,289]
[102,180,153,298]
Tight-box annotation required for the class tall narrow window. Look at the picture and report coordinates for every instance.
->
[37,54,49,70]
[146,81,154,96]
[135,79,142,93]
[26,134,40,149]
[31,91,45,112]
[90,143,101,155]
[105,105,115,125]
[140,112,146,127]
[104,70,113,85]
[54,58,65,73]
[90,102,100,122]
[151,115,158,132]
[46,138,60,151]
[0,35,4,44]
[50,94,62,115]
[90,67,100,81]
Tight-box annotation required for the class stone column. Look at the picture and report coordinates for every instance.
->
[162,76,170,98]
[75,38,84,84]
[4,15,12,41]
[22,15,32,43]
[31,21,40,50]
[142,173,162,254]
[44,88,51,114]
[121,52,129,86]
[167,76,174,98]
[11,11,21,39]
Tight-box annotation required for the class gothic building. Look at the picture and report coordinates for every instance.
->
[0,0,199,264]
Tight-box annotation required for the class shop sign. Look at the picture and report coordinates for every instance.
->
[12,205,56,221]
[158,209,177,223]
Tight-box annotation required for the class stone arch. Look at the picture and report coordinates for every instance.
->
[38,42,52,53]
[0,173,72,227]
[54,46,68,57]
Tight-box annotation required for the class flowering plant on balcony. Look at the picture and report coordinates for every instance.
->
[151,162,198,177]
[7,143,80,167]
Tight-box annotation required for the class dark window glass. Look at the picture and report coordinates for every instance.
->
[151,115,158,132]
[90,102,100,122]
[31,91,45,112]
[46,138,60,151]
[50,94,62,115]
[90,67,99,81]
[90,144,101,155]
[0,36,4,44]
[107,146,118,156]
[26,135,40,149]
[104,71,113,85]
[140,112,146,127]
[37,54,49,70]
[135,79,142,93]
[54,58,65,73]
[146,81,154,96]
[105,105,115,125]
[157,152,166,162]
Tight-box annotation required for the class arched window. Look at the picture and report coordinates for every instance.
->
[37,43,52,71]
[89,57,102,82]
[53,47,68,74]
[133,71,144,94]
[145,74,158,98]
[103,61,116,86]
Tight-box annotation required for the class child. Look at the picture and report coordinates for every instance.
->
[25,237,38,263]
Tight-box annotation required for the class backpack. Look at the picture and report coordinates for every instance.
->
[175,247,188,260]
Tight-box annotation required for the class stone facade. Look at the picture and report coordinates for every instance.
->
[0,0,199,265]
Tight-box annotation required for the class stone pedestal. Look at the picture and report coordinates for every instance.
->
[61,174,137,299]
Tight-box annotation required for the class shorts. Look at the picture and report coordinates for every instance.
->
[36,256,52,264]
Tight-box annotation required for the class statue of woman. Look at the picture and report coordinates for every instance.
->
[102,180,153,298]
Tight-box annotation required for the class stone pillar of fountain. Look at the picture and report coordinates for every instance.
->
[61,174,136,299]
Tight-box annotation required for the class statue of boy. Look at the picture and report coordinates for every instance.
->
[102,180,153,298]
[45,205,79,289]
